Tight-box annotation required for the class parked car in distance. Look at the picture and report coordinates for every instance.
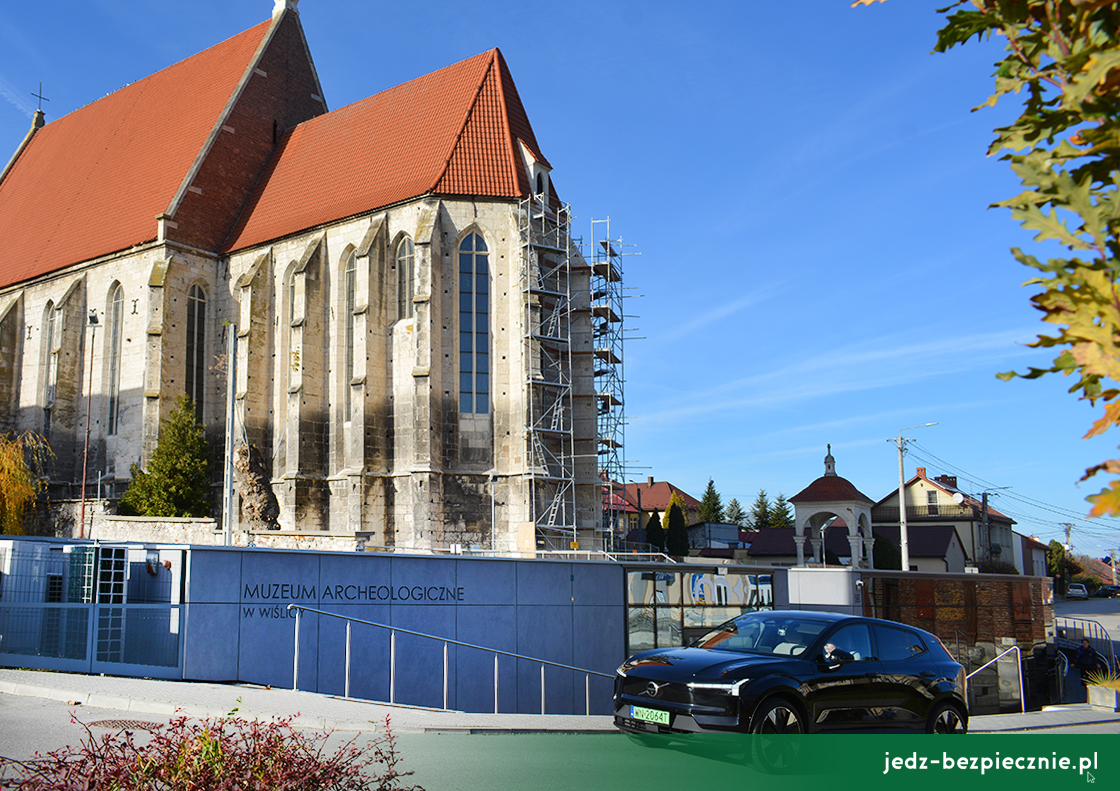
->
[1067,583,1090,600]
[614,610,968,735]
[1093,584,1119,598]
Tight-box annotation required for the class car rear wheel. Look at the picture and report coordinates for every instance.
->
[926,702,967,734]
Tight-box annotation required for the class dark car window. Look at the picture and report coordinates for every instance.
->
[873,625,922,662]
[822,623,872,662]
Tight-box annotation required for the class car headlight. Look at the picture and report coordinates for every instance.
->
[686,679,750,695]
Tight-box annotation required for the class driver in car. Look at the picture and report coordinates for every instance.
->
[823,642,853,663]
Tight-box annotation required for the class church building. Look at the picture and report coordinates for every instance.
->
[0,0,602,551]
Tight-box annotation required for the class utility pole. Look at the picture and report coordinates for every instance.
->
[890,422,937,572]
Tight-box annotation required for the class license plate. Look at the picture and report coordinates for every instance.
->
[630,705,670,726]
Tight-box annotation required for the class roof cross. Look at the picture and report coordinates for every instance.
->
[31,83,49,111]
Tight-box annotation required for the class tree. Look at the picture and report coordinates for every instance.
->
[771,494,794,529]
[749,489,772,530]
[665,500,690,557]
[0,431,52,535]
[873,531,903,571]
[724,498,746,527]
[662,491,690,530]
[645,510,664,553]
[120,396,214,518]
[698,478,723,523]
[855,0,1120,515]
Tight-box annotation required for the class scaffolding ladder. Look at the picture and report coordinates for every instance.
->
[519,196,577,550]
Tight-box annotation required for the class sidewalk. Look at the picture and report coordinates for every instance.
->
[2,667,1118,734]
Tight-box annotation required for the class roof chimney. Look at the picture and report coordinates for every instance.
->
[934,474,958,489]
[647,476,654,486]
[273,0,298,17]
[916,467,926,478]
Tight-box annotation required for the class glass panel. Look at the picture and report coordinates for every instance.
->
[460,352,472,373]
[476,292,488,313]
[460,393,472,413]
[477,255,489,274]
[459,332,472,353]
[474,235,488,253]
[477,273,488,293]
[627,607,655,654]
[476,374,488,395]
[459,253,473,271]
[460,372,473,394]
[656,607,682,648]
[459,292,473,312]
[476,352,489,374]
[476,393,488,413]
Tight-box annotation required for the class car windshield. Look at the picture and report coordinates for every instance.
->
[693,613,830,657]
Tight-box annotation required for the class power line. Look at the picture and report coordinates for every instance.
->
[905,441,1120,549]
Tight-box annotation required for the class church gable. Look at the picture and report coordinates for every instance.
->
[225,49,552,253]
[0,19,281,290]
[167,10,326,253]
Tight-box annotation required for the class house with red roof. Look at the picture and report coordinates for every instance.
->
[0,0,599,551]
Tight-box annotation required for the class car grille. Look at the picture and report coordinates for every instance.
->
[618,676,731,712]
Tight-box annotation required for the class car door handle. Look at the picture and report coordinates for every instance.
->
[920,671,935,679]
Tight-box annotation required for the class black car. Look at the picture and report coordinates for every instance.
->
[614,610,967,735]
[1093,585,1120,598]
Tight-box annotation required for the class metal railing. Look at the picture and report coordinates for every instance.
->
[965,645,1024,713]
[1056,617,1116,671]
[287,605,612,715]
[1054,649,1070,704]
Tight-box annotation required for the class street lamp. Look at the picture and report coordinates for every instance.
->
[79,309,98,539]
[890,422,937,572]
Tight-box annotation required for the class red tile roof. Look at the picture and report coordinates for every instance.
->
[0,19,273,289]
[789,474,875,505]
[621,481,701,513]
[225,48,548,252]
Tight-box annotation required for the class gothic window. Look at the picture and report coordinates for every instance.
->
[106,283,123,435]
[43,301,57,432]
[185,284,206,420]
[458,232,489,414]
[396,237,415,320]
[342,251,356,423]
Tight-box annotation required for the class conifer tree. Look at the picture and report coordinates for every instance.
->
[698,478,723,523]
[771,493,794,529]
[749,489,772,530]
[665,500,690,557]
[724,498,746,528]
[120,396,214,518]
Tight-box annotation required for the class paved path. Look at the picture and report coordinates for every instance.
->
[2,667,1119,734]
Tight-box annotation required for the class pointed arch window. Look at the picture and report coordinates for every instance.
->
[458,233,489,414]
[185,284,206,421]
[342,251,357,423]
[397,237,415,320]
[43,301,57,432]
[106,283,124,434]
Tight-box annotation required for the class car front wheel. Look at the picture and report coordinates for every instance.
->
[926,702,967,734]
[751,697,804,735]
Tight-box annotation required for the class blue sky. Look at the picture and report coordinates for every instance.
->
[1,1,1118,558]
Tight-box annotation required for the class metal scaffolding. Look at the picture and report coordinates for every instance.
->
[519,195,577,550]
[589,218,627,550]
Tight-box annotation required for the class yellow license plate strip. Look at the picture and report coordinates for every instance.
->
[630,705,670,725]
